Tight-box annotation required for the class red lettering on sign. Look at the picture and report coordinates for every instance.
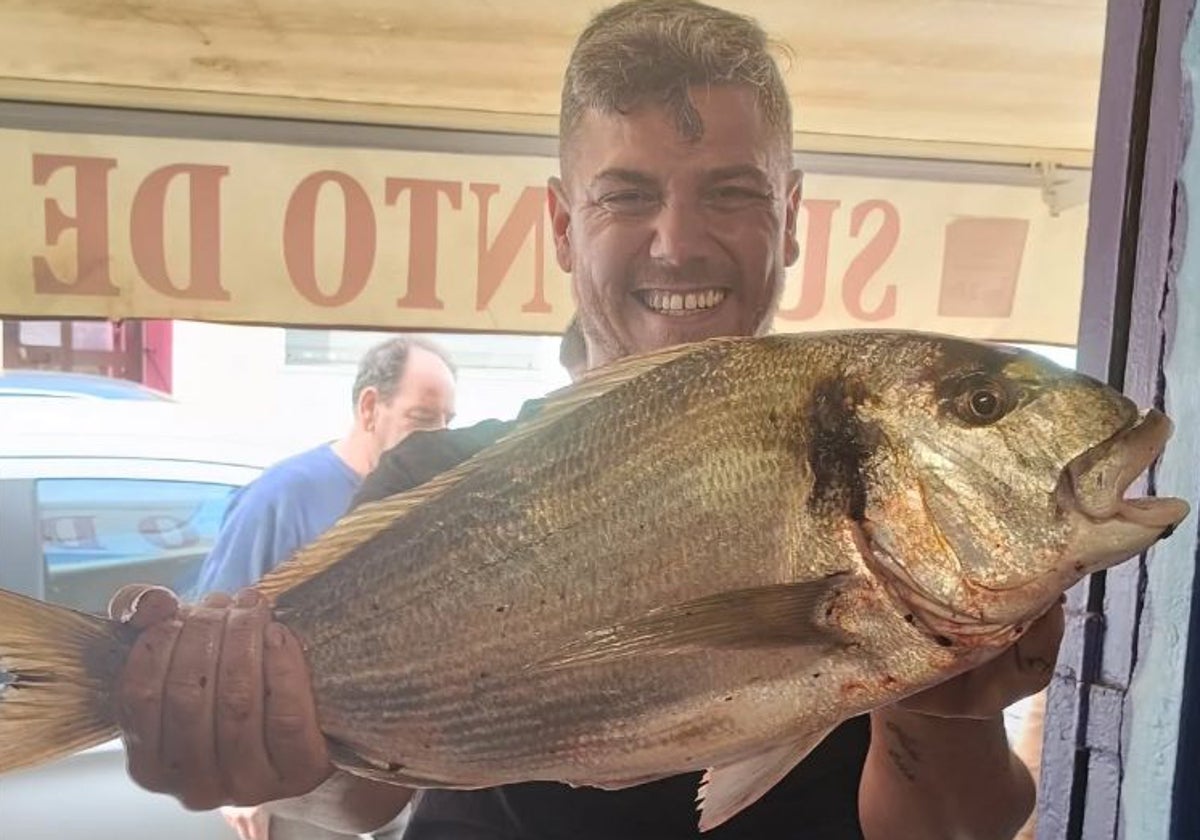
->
[131,163,231,301]
[284,171,376,307]
[471,184,552,314]
[386,178,461,310]
[843,200,900,321]
[777,199,840,321]
[31,155,119,296]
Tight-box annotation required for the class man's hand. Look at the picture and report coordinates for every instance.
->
[859,603,1062,839]
[899,601,1064,719]
[220,806,271,840]
[108,584,334,811]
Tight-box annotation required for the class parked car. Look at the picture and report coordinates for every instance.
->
[0,398,294,840]
[0,369,174,402]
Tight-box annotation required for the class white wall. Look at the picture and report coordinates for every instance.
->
[170,321,571,461]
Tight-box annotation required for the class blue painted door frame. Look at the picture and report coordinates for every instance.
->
[1037,1,1199,838]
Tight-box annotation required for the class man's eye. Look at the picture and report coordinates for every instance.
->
[600,191,658,213]
[707,186,767,208]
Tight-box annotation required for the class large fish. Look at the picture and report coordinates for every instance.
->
[0,331,1190,831]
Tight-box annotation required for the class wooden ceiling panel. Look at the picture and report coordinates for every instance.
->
[0,0,1105,165]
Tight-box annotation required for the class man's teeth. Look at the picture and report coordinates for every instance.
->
[643,289,727,315]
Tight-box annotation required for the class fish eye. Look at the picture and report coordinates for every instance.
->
[954,374,1012,426]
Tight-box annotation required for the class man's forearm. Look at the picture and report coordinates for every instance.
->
[859,707,1035,840]
[267,771,414,834]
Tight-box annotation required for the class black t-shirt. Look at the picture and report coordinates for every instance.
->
[353,414,869,840]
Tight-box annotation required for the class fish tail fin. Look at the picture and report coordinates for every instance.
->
[0,587,130,775]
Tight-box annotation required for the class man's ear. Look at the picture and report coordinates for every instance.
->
[357,386,379,432]
[784,168,803,267]
[547,176,574,273]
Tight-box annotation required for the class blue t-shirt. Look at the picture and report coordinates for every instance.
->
[191,443,361,595]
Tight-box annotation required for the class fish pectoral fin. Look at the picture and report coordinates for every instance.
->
[696,727,835,832]
[529,574,851,671]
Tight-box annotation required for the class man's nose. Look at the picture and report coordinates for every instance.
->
[649,200,712,266]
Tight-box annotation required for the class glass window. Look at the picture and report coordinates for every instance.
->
[35,478,240,615]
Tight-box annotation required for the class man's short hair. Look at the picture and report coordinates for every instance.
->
[559,0,793,164]
[351,336,456,406]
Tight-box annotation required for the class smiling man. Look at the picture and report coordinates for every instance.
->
[110,3,1050,838]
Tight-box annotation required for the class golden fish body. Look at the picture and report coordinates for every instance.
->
[0,331,1189,831]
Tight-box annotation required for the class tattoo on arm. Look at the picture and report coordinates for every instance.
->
[884,721,921,783]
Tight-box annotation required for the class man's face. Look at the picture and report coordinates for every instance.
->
[549,85,801,369]
[368,347,457,461]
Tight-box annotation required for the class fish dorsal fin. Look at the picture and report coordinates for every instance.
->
[696,727,835,832]
[495,336,743,450]
[529,574,852,672]
[255,339,732,601]
[253,466,469,600]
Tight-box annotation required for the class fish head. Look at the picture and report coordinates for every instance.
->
[851,335,1189,630]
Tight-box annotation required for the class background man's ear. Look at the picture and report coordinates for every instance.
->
[357,386,379,432]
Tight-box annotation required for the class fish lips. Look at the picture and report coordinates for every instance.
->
[1058,407,1190,538]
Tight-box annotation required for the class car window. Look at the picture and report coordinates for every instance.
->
[36,478,240,615]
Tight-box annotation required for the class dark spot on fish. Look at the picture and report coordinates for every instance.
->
[882,674,898,686]
[198,676,208,688]
[723,695,733,702]
[811,672,822,679]
[386,762,403,772]
[768,408,780,428]
[934,635,953,647]
[371,600,381,612]
[479,671,490,680]
[496,605,507,613]
[1074,562,1085,573]
[904,614,915,624]
[806,378,879,521]
[825,604,835,618]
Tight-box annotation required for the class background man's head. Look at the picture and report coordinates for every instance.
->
[549,0,802,371]
[351,336,457,468]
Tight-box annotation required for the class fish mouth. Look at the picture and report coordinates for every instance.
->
[634,288,729,317]
[1059,408,1189,532]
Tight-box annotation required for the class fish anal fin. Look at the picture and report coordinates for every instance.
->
[531,574,852,672]
[696,727,836,832]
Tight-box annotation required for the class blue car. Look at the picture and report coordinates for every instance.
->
[0,370,172,401]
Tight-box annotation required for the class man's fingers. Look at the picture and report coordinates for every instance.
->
[263,622,333,795]
[215,592,279,803]
[1014,603,1065,678]
[109,584,181,628]
[117,617,183,792]
[159,606,230,810]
